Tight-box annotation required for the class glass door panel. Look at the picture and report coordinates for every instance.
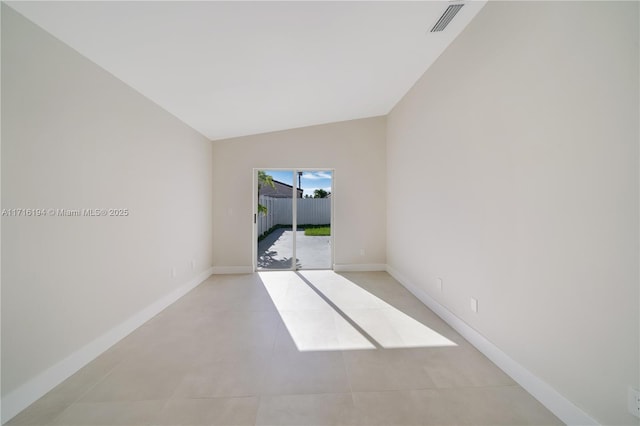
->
[296,170,332,270]
[256,170,295,270]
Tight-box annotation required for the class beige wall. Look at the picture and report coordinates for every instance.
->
[387,2,639,424]
[212,117,386,269]
[1,4,213,401]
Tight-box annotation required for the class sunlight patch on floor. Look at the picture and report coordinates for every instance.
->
[258,271,374,351]
[258,271,456,351]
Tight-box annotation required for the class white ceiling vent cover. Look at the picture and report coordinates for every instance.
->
[430,4,464,32]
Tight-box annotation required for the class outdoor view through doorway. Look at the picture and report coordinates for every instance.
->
[256,169,333,270]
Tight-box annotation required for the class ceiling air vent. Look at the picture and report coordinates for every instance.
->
[430,4,464,32]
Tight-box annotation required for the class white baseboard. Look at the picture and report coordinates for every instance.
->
[211,265,387,274]
[211,265,253,274]
[333,263,387,272]
[386,265,598,426]
[1,266,214,425]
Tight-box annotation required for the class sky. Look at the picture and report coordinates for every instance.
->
[263,170,332,197]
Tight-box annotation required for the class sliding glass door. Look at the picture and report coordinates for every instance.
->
[255,169,332,271]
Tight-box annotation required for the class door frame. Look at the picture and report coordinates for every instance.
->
[253,168,335,272]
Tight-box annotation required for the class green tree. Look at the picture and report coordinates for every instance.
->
[258,171,275,215]
[313,189,329,198]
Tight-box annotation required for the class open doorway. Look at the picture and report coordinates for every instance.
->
[255,169,333,271]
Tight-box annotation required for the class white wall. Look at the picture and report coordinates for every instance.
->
[212,117,386,270]
[387,2,639,425]
[1,4,213,418]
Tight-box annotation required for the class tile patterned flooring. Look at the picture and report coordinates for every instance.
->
[7,271,562,425]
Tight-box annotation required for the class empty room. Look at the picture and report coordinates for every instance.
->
[1,1,638,425]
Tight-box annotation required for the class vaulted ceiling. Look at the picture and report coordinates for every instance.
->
[6,1,486,140]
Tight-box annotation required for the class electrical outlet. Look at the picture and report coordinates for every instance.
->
[360,249,365,257]
[436,278,443,292]
[191,259,196,271]
[171,267,177,278]
[470,298,478,313]
[629,386,640,418]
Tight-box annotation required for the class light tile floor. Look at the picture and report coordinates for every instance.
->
[7,271,563,426]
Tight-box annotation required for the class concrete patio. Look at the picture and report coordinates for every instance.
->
[257,227,331,270]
